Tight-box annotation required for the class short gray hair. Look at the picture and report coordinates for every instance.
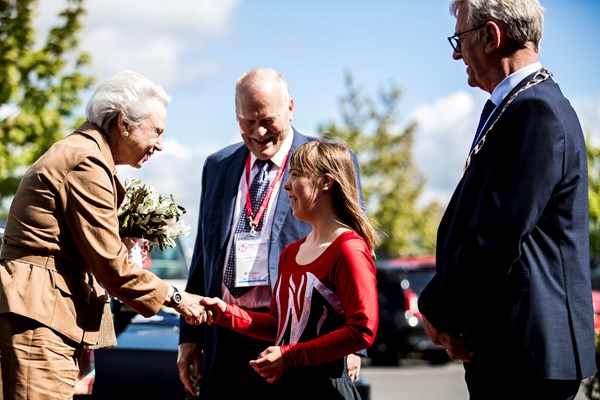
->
[85,70,171,132]
[450,0,544,52]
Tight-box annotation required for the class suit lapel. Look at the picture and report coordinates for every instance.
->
[219,146,249,253]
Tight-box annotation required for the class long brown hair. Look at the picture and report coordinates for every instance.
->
[289,140,378,253]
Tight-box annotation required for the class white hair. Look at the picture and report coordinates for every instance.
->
[85,70,171,132]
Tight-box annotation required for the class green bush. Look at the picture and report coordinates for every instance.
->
[582,332,600,399]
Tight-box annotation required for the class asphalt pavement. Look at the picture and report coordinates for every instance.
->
[360,359,591,400]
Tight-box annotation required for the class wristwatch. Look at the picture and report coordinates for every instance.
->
[166,286,183,308]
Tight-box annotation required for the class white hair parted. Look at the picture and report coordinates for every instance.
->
[450,0,545,52]
[85,70,171,133]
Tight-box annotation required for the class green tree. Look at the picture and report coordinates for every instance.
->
[318,73,443,258]
[588,136,600,265]
[580,136,600,400]
[0,0,94,213]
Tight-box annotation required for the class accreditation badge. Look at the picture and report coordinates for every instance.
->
[234,232,270,287]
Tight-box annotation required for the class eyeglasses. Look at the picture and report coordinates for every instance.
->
[447,23,487,53]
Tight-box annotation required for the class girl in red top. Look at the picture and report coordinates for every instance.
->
[201,140,378,399]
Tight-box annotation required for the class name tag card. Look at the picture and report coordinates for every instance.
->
[234,232,270,287]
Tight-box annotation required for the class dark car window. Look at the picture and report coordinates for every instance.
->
[369,258,448,366]
[145,244,188,280]
[400,270,435,294]
[377,270,408,311]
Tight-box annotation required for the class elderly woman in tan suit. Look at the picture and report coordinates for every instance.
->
[0,71,204,399]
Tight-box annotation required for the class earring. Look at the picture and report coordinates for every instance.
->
[122,130,129,138]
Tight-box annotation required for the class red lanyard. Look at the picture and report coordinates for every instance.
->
[244,152,289,234]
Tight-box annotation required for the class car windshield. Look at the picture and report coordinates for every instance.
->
[145,244,188,280]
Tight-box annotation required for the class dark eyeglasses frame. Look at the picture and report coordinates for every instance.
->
[447,23,487,53]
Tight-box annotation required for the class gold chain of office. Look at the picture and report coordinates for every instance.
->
[463,68,552,174]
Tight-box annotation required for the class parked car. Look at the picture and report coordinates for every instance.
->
[369,254,450,366]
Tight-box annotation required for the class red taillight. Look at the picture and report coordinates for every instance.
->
[592,291,600,332]
[403,286,422,322]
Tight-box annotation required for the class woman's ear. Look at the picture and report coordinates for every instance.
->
[118,113,129,130]
[321,173,335,190]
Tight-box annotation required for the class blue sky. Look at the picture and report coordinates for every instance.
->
[34,0,600,250]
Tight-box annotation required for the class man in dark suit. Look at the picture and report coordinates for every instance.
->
[177,68,363,399]
[418,1,596,399]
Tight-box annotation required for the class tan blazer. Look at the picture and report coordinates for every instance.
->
[0,122,169,348]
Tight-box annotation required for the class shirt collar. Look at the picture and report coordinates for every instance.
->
[490,61,542,106]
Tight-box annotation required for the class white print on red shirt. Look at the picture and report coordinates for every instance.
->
[275,271,344,346]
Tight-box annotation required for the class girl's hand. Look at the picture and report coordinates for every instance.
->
[199,297,227,325]
[249,346,286,383]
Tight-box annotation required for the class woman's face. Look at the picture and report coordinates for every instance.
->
[121,97,166,168]
[283,169,322,222]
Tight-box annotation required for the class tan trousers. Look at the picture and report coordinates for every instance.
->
[0,313,80,400]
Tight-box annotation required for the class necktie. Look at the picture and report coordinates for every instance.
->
[470,99,495,151]
[224,159,273,298]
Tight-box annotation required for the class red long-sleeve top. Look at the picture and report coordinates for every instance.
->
[218,230,378,368]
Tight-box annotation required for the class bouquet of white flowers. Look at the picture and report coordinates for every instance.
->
[117,178,190,251]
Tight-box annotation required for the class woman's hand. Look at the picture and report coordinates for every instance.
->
[177,292,208,324]
[199,296,227,325]
[249,346,287,383]
[121,237,150,267]
[121,237,138,251]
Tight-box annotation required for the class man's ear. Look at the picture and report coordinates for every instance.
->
[484,21,502,52]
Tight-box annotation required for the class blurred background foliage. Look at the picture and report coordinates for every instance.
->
[0,0,94,218]
[318,73,443,258]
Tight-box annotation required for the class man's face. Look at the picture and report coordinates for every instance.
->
[453,9,487,92]
[236,82,294,161]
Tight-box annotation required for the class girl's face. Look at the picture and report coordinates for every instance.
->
[283,168,322,222]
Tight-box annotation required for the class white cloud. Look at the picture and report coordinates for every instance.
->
[83,28,180,85]
[411,92,600,207]
[572,97,600,147]
[411,91,483,205]
[116,139,225,251]
[34,0,240,87]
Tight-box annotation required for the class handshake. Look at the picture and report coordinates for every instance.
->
[166,291,226,326]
